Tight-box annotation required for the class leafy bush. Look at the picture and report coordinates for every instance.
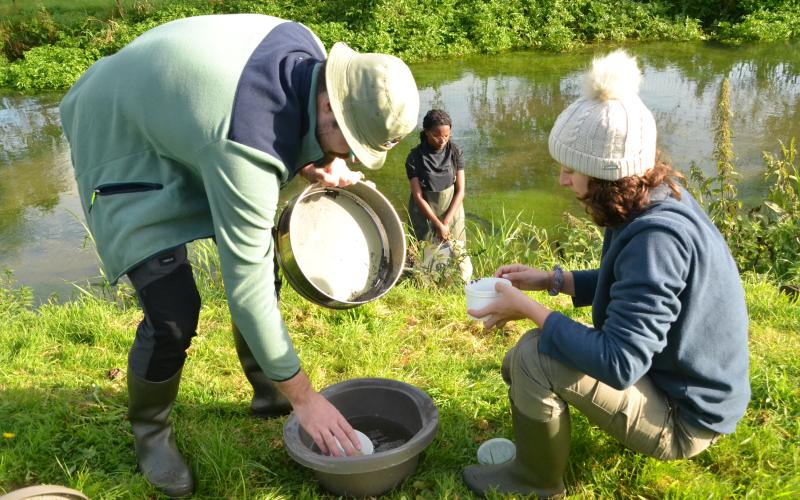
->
[0,0,769,91]
[0,7,59,60]
[666,0,794,27]
[715,8,800,43]
[4,45,95,91]
[0,54,10,87]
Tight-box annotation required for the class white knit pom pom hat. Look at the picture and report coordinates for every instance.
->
[548,50,657,181]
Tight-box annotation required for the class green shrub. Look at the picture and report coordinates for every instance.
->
[0,54,10,87]
[756,139,800,283]
[0,7,59,60]
[715,8,800,43]
[5,45,95,91]
[0,0,769,91]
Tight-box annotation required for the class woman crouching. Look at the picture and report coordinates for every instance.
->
[462,50,750,498]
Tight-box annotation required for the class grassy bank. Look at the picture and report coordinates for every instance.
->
[1,224,799,498]
[2,0,800,91]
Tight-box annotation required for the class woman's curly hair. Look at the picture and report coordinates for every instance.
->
[579,155,685,227]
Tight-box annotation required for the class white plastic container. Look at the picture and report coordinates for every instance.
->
[477,437,516,464]
[464,277,512,321]
[333,429,374,456]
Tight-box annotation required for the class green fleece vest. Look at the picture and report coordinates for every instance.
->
[59,14,327,380]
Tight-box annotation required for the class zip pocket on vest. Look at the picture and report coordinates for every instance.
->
[89,182,163,213]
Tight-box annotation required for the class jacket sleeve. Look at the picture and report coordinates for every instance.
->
[539,228,690,389]
[571,269,598,307]
[196,139,300,381]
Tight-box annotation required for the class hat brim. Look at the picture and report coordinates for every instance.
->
[326,42,387,170]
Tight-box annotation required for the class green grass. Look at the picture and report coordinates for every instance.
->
[2,229,799,499]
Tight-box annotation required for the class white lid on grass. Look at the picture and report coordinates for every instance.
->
[334,429,374,456]
[477,437,516,465]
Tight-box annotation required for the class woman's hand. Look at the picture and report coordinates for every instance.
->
[494,264,550,291]
[468,282,536,329]
[436,221,451,241]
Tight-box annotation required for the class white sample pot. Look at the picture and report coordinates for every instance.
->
[464,277,511,320]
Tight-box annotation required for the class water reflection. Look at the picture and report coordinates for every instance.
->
[0,94,99,302]
[2,41,799,302]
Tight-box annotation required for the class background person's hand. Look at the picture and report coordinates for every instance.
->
[494,263,549,291]
[436,221,451,241]
[467,281,534,329]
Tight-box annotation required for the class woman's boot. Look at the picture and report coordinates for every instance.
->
[462,401,570,498]
[128,368,194,497]
[232,325,292,418]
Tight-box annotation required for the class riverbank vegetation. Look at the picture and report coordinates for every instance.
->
[2,0,800,91]
[690,78,800,287]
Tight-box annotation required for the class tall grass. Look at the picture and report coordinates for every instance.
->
[690,77,800,285]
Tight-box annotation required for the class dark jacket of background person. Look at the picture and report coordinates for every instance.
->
[405,140,465,192]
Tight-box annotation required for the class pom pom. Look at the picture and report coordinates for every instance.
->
[582,49,642,101]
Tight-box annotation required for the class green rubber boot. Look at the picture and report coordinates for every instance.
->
[128,368,194,498]
[462,401,570,498]
[232,325,292,418]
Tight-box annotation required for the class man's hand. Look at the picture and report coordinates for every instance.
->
[300,158,364,187]
[276,370,363,457]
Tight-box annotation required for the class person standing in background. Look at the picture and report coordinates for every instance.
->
[406,109,472,281]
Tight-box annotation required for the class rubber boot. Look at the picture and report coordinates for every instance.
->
[128,368,194,497]
[232,325,292,418]
[462,401,570,498]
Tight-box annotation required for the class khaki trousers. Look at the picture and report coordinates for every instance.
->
[503,330,720,460]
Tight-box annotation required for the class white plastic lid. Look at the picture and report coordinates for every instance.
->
[477,437,516,465]
[333,429,374,456]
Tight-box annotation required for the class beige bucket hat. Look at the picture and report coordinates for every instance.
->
[326,42,420,169]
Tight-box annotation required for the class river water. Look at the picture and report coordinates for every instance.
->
[1,41,799,303]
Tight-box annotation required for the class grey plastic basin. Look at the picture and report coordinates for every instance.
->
[283,378,439,497]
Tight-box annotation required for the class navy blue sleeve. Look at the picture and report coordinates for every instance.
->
[571,269,598,307]
[539,228,690,389]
